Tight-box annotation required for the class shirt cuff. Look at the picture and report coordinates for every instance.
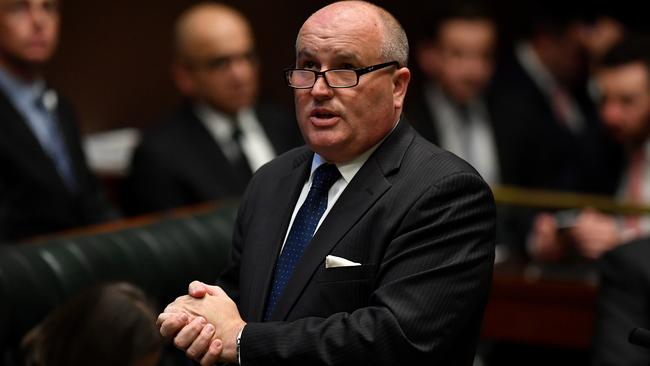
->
[237,325,245,365]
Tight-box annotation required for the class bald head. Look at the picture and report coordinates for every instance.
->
[297,1,408,67]
[292,1,411,163]
[174,3,253,63]
[171,2,259,115]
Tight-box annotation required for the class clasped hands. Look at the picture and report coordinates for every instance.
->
[157,281,246,365]
[531,208,623,261]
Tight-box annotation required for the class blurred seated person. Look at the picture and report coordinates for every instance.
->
[592,238,650,365]
[124,2,302,215]
[0,0,115,241]
[407,1,503,185]
[489,4,620,194]
[531,37,650,261]
[21,282,163,366]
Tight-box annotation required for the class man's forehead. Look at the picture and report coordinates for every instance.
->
[297,47,362,63]
[0,0,58,5]
[296,22,382,63]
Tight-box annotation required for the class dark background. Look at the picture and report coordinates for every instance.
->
[44,0,645,133]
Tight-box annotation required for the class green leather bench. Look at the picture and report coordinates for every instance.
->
[0,203,238,358]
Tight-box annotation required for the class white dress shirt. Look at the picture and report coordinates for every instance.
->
[194,103,277,172]
[280,120,398,251]
[425,84,500,185]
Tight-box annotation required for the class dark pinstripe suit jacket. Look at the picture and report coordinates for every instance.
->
[217,120,496,365]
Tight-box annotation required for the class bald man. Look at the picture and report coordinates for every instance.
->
[158,2,495,365]
[124,2,302,215]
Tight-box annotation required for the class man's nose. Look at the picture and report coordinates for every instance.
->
[310,74,333,99]
[229,57,255,80]
[29,6,48,28]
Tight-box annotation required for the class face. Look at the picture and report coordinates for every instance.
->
[175,9,258,115]
[597,62,650,145]
[541,24,588,85]
[0,0,59,68]
[294,5,410,163]
[419,19,495,104]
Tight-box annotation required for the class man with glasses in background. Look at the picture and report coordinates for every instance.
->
[124,2,301,215]
[157,2,496,365]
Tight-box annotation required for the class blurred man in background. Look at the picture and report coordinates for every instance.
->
[125,2,302,215]
[407,1,504,186]
[531,37,650,261]
[0,0,115,241]
[490,6,620,194]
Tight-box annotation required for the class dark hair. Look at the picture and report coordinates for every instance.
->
[519,1,585,38]
[416,1,495,42]
[22,282,163,366]
[600,36,650,72]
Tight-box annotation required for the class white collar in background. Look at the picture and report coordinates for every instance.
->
[193,102,276,171]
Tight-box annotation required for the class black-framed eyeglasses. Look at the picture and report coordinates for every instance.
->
[285,61,399,89]
[188,51,258,71]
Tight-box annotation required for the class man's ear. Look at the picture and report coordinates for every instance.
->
[172,61,196,97]
[393,66,411,110]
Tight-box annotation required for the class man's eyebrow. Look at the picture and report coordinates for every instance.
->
[333,51,361,64]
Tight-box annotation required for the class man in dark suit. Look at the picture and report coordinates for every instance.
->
[0,0,114,241]
[592,238,650,365]
[157,2,496,365]
[124,3,302,215]
[489,8,620,194]
[530,38,650,261]
[407,2,503,186]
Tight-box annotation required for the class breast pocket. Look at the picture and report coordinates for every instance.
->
[317,264,377,283]
[313,264,377,313]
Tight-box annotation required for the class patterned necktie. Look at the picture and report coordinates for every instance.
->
[263,163,341,320]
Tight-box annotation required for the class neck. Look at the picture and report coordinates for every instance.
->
[0,56,41,83]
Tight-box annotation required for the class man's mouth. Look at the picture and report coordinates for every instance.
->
[309,108,340,127]
[311,109,339,119]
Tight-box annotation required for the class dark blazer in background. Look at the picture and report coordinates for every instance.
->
[217,121,496,365]
[124,102,302,215]
[592,239,650,365]
[0,90,115,242]
[405,85,509,183]
[488,54,622,195]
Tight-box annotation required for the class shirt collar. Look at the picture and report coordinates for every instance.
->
[0,66,46,108]
[515,41,559,96]
[194,102,253,141]
[309,119,400,184]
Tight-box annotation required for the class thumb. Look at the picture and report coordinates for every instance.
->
[188,280,217,298]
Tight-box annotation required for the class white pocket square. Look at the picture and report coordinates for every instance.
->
[325,255,361,268]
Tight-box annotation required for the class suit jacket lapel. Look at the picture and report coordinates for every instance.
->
[269,121,415,321]
[247,149,312,321]
[0,90,69,191]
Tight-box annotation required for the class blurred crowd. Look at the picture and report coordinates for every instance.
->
[1,0,649,365]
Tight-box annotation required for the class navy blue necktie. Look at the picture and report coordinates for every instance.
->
[264,163,341,320]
